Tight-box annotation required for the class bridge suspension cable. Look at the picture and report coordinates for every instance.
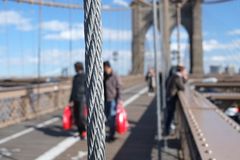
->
[37,2,42,80]
[83,0,105,159]
[68,0,73,76]
[153,0,162,159]
[2,0,131,11]
[203,0,236,4]
[3,0,10,77]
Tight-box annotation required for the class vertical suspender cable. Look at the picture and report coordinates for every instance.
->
[68,0,73,76]
[37,2,42,80]
[160,0,170,74]
[159,0,168,150]
[120,10,124,75]
[176,3,181,65]
[37,1,42,110]
[83,0,106,159]
[153,0,162,159]
[3,0,10,77]
[121,11,126,75]
[159,0,168,115]
[19,27,24,76]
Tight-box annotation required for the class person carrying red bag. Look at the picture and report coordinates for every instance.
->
[103,61,122,142]
[69,62,87,140]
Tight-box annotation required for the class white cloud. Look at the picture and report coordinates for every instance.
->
[228,29,240,36]
[44,27,84,40]
[209,56,225,62]
[103,28,131,41]
[0,10,32,31]
[43,20,131,41]
[40,48,85,65]
[171,30,189,41]
[0,48,85,70]
[206,54,240,62]
[203,39,240,52]
[113,0,129,7]
[102,4,111,9]
[43,21,84,40]
[203,39,219,52]
[170,42,189,53]
[42,20,69,32]
[0,48,131,76]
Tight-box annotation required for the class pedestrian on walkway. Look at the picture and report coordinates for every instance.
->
[69,62,87,139]
[164,65,188,136]
[145,67,155,95]
[103,61,122,142]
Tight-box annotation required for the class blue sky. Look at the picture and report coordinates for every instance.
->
[0,0,239,77]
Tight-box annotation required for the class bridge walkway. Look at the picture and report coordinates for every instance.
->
[0,81,179,160]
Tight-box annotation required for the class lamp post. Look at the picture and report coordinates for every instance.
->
[113,51,119,73]
[171,0,183,65]
[153,0,162,159]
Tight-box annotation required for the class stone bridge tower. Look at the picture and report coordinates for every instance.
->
[131,0,203,75]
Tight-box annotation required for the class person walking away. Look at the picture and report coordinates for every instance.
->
[145,68,155,95]
[69,62,87,139]
[103,61,122,142]
[164,65,188,136]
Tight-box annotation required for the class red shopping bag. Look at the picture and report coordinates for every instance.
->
[115,104,129,134]
[62,105,72,130]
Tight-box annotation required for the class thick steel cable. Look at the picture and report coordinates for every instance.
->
[4,0,131,11]
[83,0,106,160]
[68,0,73,76]
[203,0,235,4]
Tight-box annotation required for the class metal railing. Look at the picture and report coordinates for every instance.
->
[0,82,71,128]
[176,86,240,160]
[0,75,144,128]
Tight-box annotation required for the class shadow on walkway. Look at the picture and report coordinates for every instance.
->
[34,125,74,137]
[113,98,157,160]
[25,115,76,138]
[159,138,180,160]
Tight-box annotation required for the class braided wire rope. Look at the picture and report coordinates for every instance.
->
[83,0,106,159]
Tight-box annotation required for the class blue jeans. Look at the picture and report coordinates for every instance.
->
[104,100,117,138]
[164,96,177,135]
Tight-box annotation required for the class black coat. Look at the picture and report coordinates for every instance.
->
[69,72,86,102]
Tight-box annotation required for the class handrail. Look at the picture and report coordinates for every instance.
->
[0,75,144,128]
[192,82,240,88]
[0,82,71,99]
[0,82,71,128]
[202,92,240,100]
[177,86,240,160]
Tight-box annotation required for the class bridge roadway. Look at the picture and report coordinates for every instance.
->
[0,81,179,160]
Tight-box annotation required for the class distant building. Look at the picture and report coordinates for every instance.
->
[225,65,236,75]
[210,65,222,74]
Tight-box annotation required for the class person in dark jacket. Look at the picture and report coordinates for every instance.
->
[145,68,155,94]
[69,62,87,139]
[164,65,188,136]
[103,61,122,142]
